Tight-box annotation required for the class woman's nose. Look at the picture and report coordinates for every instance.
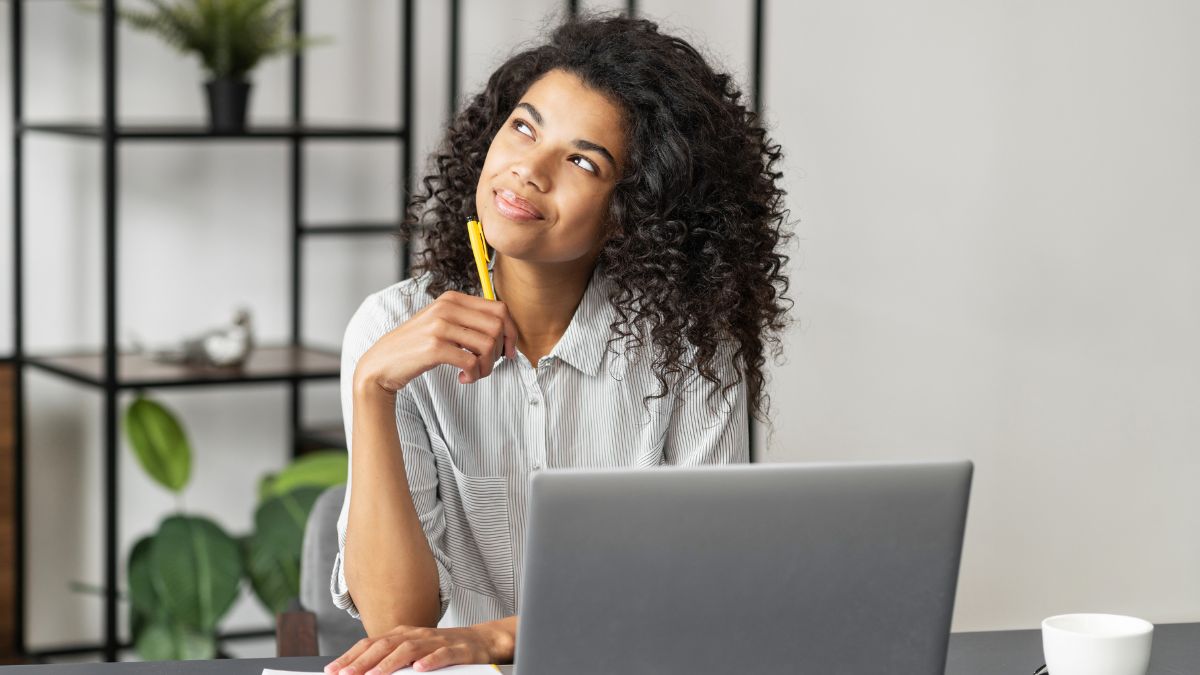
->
[510,150,553,192]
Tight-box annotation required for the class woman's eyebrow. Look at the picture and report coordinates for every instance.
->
[516,102,545,126]
[516,101,617,173]
[573,139,617,173]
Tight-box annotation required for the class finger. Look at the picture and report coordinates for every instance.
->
[426,321,496,381]
[458,312,507,366]
[325,637,376,675]
[345,638,403,675]
[434,303,507,349]
[413,645,464,672]
[431,321,499,377]
[492,302,520,361]
[430,318,496,362]
[368,639,443,675]
[461,327,500,378]
[441,293,518,360]
[425,337,478,377]
[432,343,482,383]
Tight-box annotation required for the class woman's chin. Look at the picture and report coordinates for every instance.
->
[489,245,536,264]
[478,223,531,257]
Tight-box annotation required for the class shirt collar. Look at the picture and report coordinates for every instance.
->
[547,265,617,377]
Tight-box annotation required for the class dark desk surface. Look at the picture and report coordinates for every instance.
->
[2,623,1196,675]
[943,623,1196,675]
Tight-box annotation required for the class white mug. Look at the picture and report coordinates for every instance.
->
[1042,613,1154,675]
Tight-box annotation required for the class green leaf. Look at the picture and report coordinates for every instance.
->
[257,472,277,503]
[243,486,322,613]
[130,604,147,649]
[259,451,347,502]
[128,535,165,621]
[134,621,176,662]
[150,515,243,632]
[129,535,168,653]
[242,533,295,615]
[81,0,330,80]
[133,620,216,661]
[124,396,192,493]
[175,627,218,660]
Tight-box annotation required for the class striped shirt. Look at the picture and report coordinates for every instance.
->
[331,265,748,627]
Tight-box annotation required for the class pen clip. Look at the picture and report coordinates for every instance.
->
[469,218,490,264]
[468,217,496,300]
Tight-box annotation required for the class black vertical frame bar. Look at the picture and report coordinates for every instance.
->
[567,0,578,18]
[401,0,414,280]
[100,0,120,661]
[626,0,637,17]
[288,0,304,458]
[447,0,459,125]
[752,0,765,118]
[747,0,764,462]
[9,0,26,659]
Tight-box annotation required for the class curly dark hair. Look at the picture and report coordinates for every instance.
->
[398,12,792,421]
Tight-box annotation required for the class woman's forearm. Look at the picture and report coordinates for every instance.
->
[344,378,442,635]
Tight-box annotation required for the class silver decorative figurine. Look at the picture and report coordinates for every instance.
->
[133,307,256,369]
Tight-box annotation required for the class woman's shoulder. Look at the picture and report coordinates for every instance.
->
[343,272,437,346]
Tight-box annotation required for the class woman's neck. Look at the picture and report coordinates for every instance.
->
[492,254,595,365]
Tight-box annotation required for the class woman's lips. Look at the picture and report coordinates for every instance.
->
[493,189,544,221]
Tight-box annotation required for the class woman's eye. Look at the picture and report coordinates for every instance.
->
[512,119,534,138]
[572,156,598,175]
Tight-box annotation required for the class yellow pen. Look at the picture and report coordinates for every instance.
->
[467,217,495,300]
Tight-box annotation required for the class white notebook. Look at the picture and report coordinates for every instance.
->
[264,667,501,675]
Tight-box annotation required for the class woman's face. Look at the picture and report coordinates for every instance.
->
[475,68,627,266]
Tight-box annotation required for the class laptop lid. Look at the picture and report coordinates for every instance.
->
[513,459,973,675]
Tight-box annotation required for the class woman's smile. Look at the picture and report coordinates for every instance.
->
[493,188,545,222]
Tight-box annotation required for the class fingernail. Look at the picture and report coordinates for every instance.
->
[339,668,354,675]
[366,669,380,675]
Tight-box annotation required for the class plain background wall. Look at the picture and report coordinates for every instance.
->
[0,0,1196,654]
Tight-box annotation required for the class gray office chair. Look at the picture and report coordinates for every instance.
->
[277,485,367,656]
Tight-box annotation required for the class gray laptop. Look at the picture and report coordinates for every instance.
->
[513,459,973,675]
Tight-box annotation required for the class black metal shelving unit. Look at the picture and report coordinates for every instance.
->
[4,0,766,664]
[4,0,421,662]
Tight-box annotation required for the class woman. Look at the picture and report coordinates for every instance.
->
[325,12,790,673]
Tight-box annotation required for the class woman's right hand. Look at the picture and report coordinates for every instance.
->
[354,290,519,395]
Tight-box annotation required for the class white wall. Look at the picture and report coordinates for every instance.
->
[760,0,1200,631]
[0,0,1195,651]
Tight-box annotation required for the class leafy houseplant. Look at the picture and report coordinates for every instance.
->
[122,393,346,659]
[96,0,326,131]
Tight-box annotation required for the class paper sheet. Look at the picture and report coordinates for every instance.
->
[264,666,501,675]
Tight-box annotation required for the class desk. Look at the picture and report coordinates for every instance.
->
[944,623,1196,674]
[1,623,1196,674]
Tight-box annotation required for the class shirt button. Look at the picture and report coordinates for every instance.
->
[533,462,543,471]
[529,397,540,406]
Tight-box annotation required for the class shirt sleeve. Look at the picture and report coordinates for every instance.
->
[330,290,455,623]
[662,344,751,466]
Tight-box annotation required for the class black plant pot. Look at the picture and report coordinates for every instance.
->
[204,78,252,132]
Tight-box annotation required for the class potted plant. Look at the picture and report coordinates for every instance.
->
[88,0,327,132]
[114,392,346,659]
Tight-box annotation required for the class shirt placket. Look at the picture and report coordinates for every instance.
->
[519,356,549,472]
